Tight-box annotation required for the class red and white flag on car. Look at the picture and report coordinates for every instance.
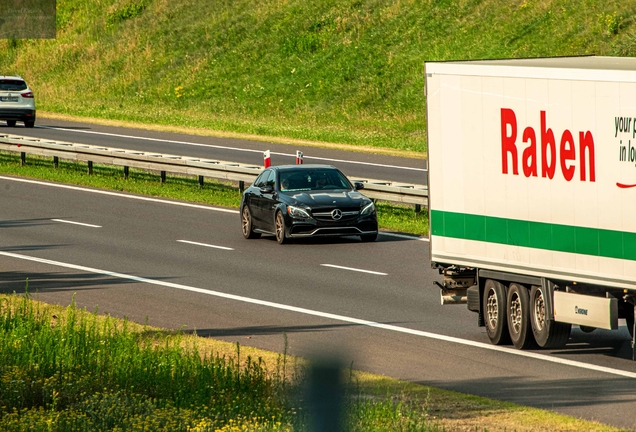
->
[296,150,303,164]
[263,150,271,168]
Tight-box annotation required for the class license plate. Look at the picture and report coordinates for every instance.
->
[0,97,18,102]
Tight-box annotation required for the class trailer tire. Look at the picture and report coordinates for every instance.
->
[507,283,536,349]
[530,285,571,349]
[483,279,511,345]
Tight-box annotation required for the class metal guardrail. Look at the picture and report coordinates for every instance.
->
[0,133,428,207]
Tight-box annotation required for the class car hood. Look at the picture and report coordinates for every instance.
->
[284,190,370,208]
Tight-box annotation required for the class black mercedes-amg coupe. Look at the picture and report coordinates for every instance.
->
[240,165,378,244]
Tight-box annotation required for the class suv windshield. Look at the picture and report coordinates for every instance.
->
[279,168,352,192]
[0,80,27,91]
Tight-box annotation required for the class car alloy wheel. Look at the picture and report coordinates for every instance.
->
[241,206,260,239]
[275,211,288,244]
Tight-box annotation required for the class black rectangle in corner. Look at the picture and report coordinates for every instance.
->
[0,0,56,39]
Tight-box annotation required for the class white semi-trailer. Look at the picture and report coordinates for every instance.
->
[425,56,636,349]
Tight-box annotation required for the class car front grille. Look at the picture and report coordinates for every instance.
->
[311,207,360,222]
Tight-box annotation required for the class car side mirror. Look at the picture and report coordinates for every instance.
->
[354,182,364,190]
[260,185,274,194]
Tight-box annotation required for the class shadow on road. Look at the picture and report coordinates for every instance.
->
[0,270,139,294]
[421,374,636,412]
[548,327,636,361]
[35,125,92,130]
[0,218,56,229]
[0,244,67,253]
[185,322,359,338]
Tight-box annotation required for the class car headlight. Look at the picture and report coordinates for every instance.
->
[361,202,376,215]
[287,205,311,219]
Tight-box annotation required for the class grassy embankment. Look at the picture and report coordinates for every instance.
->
[0,292,625,432]
[2,0,636,155]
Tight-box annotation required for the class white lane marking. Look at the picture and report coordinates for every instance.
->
[321,264,388,275]
[1,250,635,379]
[36,125,428,172]
[51,218,101,228]
[380,232,429,242]
[177,240,234,251]
[0,176,239,214]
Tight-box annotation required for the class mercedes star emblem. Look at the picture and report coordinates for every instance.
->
[331,209,342,220]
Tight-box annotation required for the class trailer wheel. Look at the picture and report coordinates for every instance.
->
[530,285,571,348]
[506,283,536,349]
[483,279,511,345]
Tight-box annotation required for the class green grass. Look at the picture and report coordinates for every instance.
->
[3,1,636,153]
[0,292,292,431]
[0,292,442,431]
[0,151,429,235]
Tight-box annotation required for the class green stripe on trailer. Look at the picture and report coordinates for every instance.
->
[430,210,636,261]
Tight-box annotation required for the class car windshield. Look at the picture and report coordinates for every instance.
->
[0,80,27,91]
[279,168,351,192]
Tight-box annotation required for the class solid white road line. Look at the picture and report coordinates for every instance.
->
[0,176,239,214]
[51,219,102,228]
[177,240,234,251]
[321,264,388,276]
[37,125,428,172]
[1,250,635,379]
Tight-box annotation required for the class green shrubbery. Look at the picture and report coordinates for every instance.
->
[106,2,148,27]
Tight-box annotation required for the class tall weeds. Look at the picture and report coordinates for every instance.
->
[0,293,292,431]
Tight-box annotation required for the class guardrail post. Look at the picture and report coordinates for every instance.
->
[54,156,59,168]
[161,171,166,183]
[124,166,129,179]
[87,161,93,175]
[20,152,25,166]
[239,180,245,193]
[198,175,204,187]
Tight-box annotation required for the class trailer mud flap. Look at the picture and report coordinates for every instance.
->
[553,291,618,330]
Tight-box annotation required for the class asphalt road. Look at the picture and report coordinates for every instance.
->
[1,119,428,186]
[1,175,636,429]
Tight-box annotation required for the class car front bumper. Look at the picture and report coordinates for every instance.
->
[286,214,378,238]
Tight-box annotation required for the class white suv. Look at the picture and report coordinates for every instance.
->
[0,76,36,128]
